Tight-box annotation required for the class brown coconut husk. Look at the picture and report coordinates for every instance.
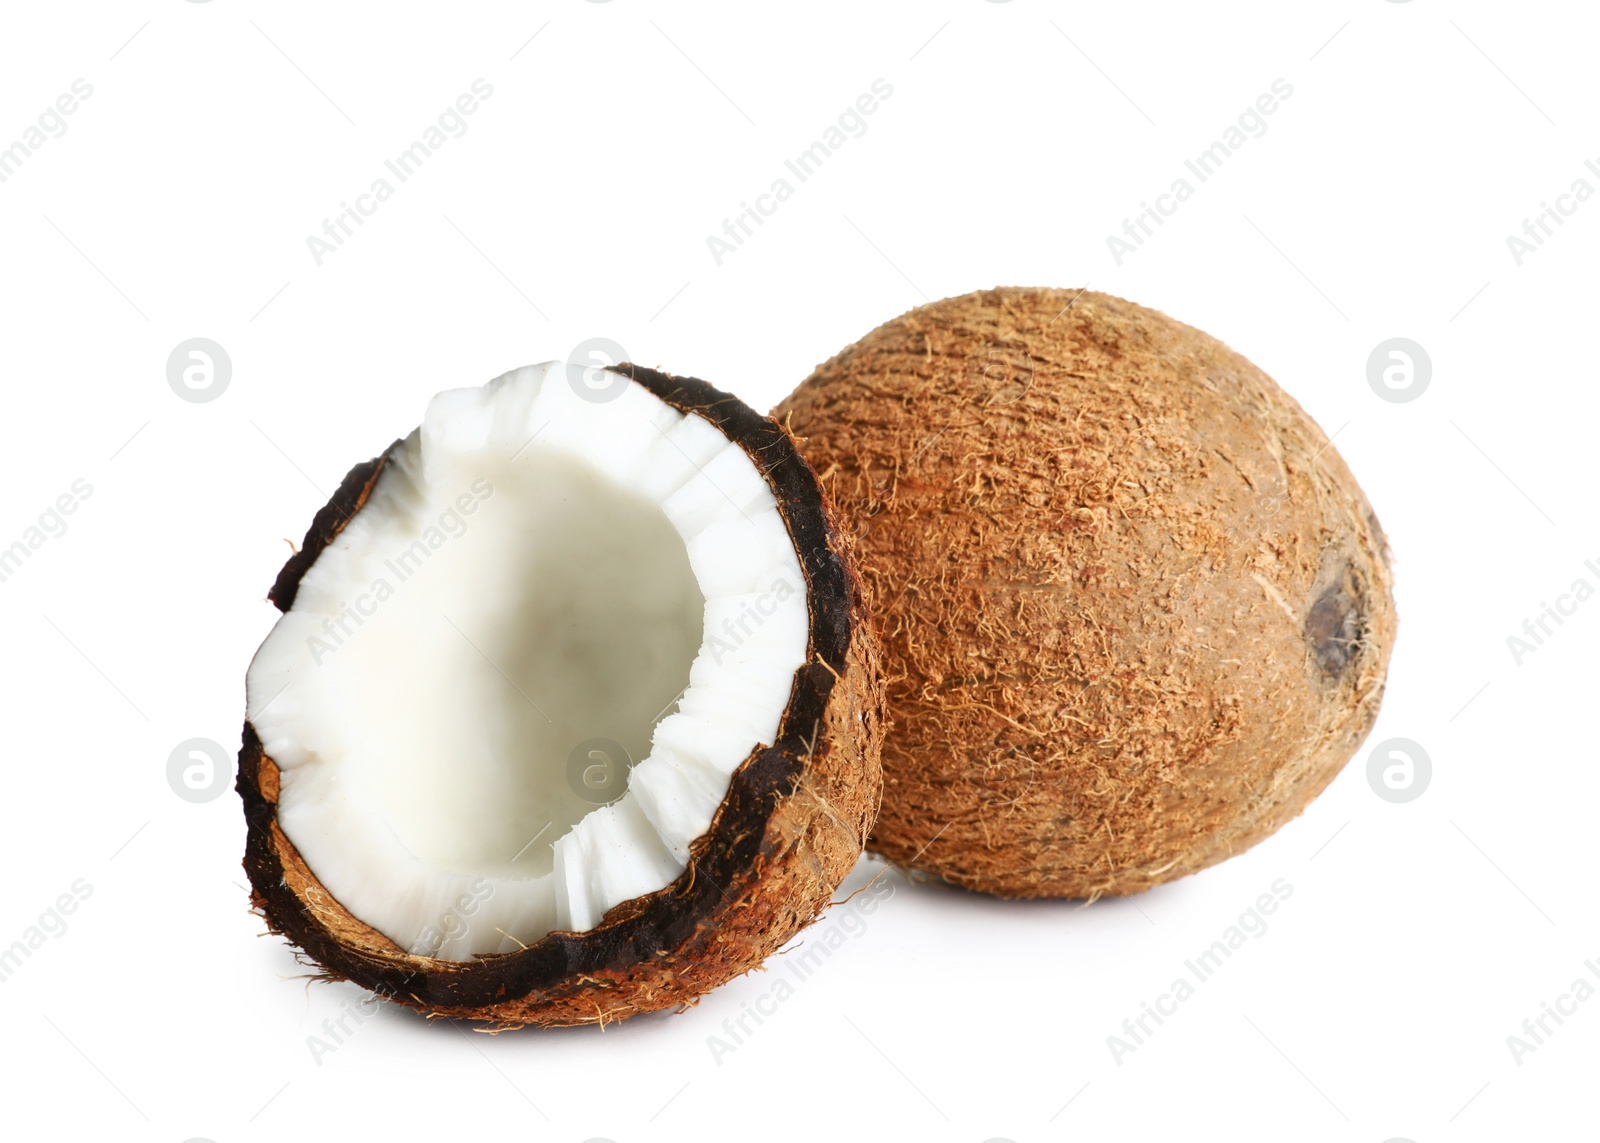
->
[775,288,1396,898]
[238,364,885,1027]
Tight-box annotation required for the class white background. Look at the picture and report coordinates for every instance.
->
[1,2,1596,1140]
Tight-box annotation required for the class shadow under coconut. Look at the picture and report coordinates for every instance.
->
[864,850,1211,939]
[258,852,1205,1052]
[286,970,690,1052]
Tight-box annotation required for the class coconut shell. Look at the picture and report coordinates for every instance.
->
[775,288,1396,898]
[238,365,884,1027]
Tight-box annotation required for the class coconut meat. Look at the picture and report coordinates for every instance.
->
[246,362,809,959]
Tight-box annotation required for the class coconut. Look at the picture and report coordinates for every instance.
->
[775,288,1395,898]
[238,361,883,1026]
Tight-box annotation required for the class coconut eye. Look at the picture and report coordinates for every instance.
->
[239,361,883,1027]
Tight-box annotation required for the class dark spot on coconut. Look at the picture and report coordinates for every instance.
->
[1305,564,1365,681]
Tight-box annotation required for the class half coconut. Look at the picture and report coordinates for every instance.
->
[238,361,883,1027]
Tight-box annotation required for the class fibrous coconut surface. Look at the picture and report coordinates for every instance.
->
[777,288,1395,898]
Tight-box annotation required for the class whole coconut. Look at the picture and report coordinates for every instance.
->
[775,288,1395,898]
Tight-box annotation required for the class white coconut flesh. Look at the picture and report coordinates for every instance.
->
[246,362,809,959]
